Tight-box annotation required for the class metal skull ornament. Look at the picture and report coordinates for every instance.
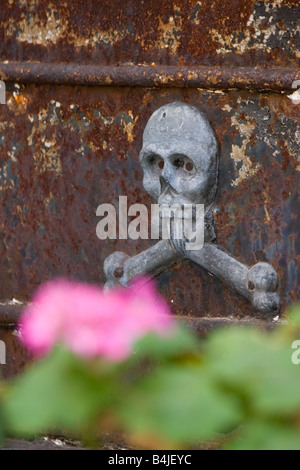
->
[139,102,218,209]
[104,102,280,316]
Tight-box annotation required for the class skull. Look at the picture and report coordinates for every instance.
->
[139,102,218,209]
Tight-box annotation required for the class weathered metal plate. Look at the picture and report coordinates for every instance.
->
[0,85,299,320]
[0,0,299,378]
[0,0,299,68]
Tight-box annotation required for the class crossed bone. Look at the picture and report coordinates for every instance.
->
[103,103,280,315]
[104,237,279,315]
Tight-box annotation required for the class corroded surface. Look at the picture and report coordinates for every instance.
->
[0,0,299,68]
[0,63,299,91]
[0,0,299,379]
[0,85,299,319]
[104,102,280,315]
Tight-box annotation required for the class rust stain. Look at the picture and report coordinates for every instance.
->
[155,6,182,54]
[230,144,261,187]
[0,84,298,322]
[189,1,202,25]
[262,188,271,224]
[154,74,172,85]
[121,111,139,144]
[288,89,300,105]
[211,0,299,57]
[6,7,66,45]
[5,4,129,49]
[0,0,298,68]
[0,1,299,380]
[69,27,130,48]
[187,71,199,81]
[223,106,261,187]
[7,92,29,115]
[27,101,62,174]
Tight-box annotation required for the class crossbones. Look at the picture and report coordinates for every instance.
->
[104,103,280,315]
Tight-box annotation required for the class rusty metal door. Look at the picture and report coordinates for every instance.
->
[0,0,299,378]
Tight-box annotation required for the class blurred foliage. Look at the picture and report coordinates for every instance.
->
[0,380,6,446]
[2,307,300,450]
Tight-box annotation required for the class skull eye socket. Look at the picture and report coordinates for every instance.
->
[185,162,194,171]
[146,154,164,172]
[171,154,195,175]
[173,158,185,169]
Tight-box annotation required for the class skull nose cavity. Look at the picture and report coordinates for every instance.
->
[160,175,168,192]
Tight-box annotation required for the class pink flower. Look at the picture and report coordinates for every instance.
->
[20,277,173,361]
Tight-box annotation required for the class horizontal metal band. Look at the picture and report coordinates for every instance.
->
[0,302,276,333]
[0,303,25,326]
[0,62,299,91]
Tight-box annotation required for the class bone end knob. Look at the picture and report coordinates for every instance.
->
[247,262,280,315]
[103,251,130,290]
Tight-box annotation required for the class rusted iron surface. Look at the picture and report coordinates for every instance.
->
[0,85,299,320]
[0,63,299,91]
[2,438,84,450]
[0,303,24,325]
[178,315,279,336]
[0,0,299,379]
[0,0,299,68]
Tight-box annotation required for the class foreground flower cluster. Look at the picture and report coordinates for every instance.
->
[20,278,173,361]
[3,281,300,449]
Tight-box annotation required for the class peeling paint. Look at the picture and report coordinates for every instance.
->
[120,111,138,144]
[7,93,29,115]
[222,104,232,113]
[95,109,114,127]
[1,0,298,68]
[154,7,182,53]
[262,188,271,224]
[0,160,16,191]
[189,1,202,25]
[69,27,130,48]
[230,144,261,187]
[288,89,300,105]
[226,113,261,187]
[6,8,66,45]
[6,5,129,48]
[0,1,299,382]
[27,104,62,174]
[187,71,199,81]
[211,1,299,57]
[0,1,299,333]
[292,129,300,171]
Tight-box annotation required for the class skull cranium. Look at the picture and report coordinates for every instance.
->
[139,102,219,209]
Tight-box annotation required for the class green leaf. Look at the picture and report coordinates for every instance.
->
[0,405,5,447]
[206,327,300,416]
[227,420,300,450]
[0,380,7,446]
[118,364,242,445]
[4,347,113,437]
[132,326,200,362]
